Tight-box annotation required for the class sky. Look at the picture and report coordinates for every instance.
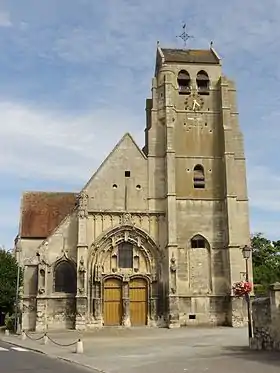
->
[0,0,279,248]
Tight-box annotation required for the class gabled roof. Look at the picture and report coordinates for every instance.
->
[18,132,145,241]
[161,48,220,64]
[20,192,77,238]
[82,132,147,191]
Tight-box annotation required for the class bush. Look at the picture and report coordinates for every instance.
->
[254,283,269,297]
[4,313,15,331]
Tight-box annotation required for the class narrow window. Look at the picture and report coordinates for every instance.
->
[125,170,131,177]
[196,70,210,95]
[193,164,205,189]
[177,70,191,95]
[118,242,133,268]
[54,261,77,293]
[191,236,206,249]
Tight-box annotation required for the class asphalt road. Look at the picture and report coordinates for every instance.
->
[0,341,91,373]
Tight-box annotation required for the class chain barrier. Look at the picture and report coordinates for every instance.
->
[24,331,81,347]
[24,332,45,341]
[46,334,79,347]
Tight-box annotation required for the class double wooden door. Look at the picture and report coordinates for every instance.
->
[103,277,148,326]
[129,278,148,326]
[103,278,122,326]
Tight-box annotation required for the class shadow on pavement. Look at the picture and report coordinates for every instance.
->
[222,345,280,368]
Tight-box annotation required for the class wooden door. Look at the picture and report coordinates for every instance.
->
[103,278,122,326]
[129,278,148,326]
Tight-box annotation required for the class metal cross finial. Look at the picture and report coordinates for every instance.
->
[176,22,194,48]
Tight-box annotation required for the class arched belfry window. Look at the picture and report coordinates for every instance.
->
[54,261,77,293]
[177,70,191,95]
[193,164,205,189]
[196,70,209,95]
[118,242,133,268]
[191,235,208,249]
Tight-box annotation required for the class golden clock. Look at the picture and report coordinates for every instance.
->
[185,94,204,112]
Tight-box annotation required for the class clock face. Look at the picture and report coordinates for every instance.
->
[185,94,204,112]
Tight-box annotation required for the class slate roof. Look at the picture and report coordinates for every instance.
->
[161,48,220,64]
[20,192,77,238]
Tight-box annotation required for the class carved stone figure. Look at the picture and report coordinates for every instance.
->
[121,213,133,225]
[78,191,88,218]
[170,254,177,272]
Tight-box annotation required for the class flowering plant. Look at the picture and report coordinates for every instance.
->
[232,281,252,297]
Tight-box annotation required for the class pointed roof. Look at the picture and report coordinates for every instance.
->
[83,132,147,191]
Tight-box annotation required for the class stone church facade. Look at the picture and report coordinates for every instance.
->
[15,44,252,331]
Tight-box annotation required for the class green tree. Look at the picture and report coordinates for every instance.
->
[251,233,280,288]
[0,248,23,315]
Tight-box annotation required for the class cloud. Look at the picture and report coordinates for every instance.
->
[248,166,280,213]
[0,101,144,182]
[0,0,280,247]
[0,11,11,27]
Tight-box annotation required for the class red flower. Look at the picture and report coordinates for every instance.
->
[232,281,252,297]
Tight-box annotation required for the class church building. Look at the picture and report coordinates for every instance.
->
[15,43,252,331]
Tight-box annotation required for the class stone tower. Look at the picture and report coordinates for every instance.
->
[144,45,251,327]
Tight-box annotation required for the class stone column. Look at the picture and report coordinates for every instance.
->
[122,281,131,327]
[75,191,89,330]
[168,253,180,328]
[75,297,87,330]
[148,296,157,327]
[270,282,280,310]
[35,298,47,332]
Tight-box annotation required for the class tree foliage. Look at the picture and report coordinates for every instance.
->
[252,232,280,287]
[0,248,23,314]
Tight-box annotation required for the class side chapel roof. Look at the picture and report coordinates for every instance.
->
[20,192,77,239]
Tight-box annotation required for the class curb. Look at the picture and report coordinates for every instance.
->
[0,336,105,373]
[0,336,45,355]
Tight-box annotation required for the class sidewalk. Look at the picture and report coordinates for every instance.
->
[1,327,280,373]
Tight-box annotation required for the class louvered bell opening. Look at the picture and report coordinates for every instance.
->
[196,74,209,81]
[179,84,191,94]
[194,170,205,188]
[193,170,204,181]
[197,73,209,95]
[178,71,191,95]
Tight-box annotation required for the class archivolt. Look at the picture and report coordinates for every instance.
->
[88,225,161,273]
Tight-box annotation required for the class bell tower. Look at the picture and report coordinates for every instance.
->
[144,43,251,327]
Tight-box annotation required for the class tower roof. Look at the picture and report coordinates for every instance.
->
[160,48,220,65]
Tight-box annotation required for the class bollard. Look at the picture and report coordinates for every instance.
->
[76,339,83,354]
[4,329,9,336]
[21,331,26,340]
[43,334,48,345]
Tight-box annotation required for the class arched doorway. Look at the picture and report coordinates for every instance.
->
[129,278,148,326]
[103,278,122,326]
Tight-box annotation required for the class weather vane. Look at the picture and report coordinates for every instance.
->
[176,23,194,48]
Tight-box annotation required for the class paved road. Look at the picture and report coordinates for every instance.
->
[0,341,92,373]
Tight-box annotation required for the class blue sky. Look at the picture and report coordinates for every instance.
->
[0,0,279,248]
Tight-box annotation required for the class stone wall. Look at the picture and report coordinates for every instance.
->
[251,283,280,350]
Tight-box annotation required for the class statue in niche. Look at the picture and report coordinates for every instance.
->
[79,256,86,273]
[78,256,86,291]
[170,254,177,273]
[170,253,177,293]
[78,191,88,218]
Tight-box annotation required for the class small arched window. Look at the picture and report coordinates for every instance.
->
[191,235,207,249]
[118,242,133,268]
[177,70,191,95]
[193,164,205,189]
[54,261,77,293]
[196,70,209,95]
